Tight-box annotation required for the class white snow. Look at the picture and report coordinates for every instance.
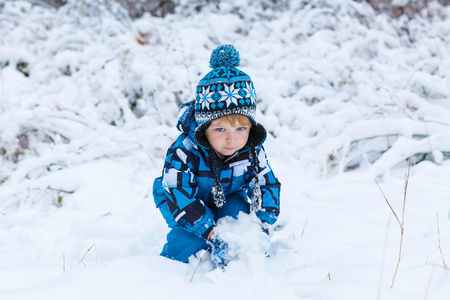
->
[1,0,450,299]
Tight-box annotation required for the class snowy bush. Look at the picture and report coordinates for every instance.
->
[1,0,450,206]
[363,0,450,18]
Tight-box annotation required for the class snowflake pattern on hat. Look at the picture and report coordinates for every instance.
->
[194,45,257,125]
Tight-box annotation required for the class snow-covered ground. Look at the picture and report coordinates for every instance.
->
[1,0,450,299]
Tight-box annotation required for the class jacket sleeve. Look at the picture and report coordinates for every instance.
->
[162,145,215,237]
[251,146,281,225]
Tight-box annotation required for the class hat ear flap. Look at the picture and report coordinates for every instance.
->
[193,123,212,150]
[246,122,266,147]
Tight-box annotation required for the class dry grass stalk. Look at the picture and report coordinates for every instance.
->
[376,181,402,229]
[375,154,411,288]
[190,248,209,283]
[78,243,97,267]
[436,212,448,273]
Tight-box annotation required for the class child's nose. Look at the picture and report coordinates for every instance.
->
[226,132,236,142]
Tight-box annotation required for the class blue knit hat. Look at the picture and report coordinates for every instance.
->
[193,45,266,149]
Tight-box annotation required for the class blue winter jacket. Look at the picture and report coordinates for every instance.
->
[153,100,281,238]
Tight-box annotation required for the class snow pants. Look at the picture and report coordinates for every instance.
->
[160,189,250,263]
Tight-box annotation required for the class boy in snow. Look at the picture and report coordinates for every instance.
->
[152,45,281,265]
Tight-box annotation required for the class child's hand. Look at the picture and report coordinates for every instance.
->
[208,234,237,267]
[211,241,232,266]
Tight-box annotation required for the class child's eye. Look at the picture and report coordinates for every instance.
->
[237,127,247,131]
[215,128,225,132]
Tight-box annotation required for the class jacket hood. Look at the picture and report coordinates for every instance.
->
[176,100,197,138]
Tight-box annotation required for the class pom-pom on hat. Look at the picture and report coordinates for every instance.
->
[193,45,266,149]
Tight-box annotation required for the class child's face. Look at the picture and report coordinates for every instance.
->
[205,117,251,156]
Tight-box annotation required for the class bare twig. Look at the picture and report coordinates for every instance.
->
[436,212,448,273]
[190,248,209,283]
[47,186,74,194]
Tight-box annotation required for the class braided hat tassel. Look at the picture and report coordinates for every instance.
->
[210,150,226,208]
[250,146,262,212]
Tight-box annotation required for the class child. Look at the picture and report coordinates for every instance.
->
[152,45,281,265]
